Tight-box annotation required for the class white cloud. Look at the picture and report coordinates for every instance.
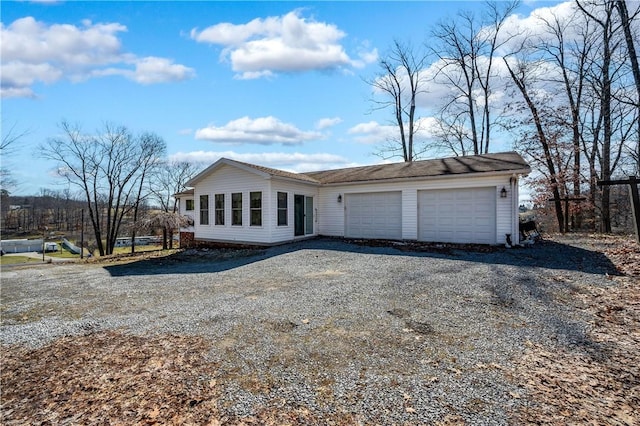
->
[169,150,357,172]
[348,121,398,144]
[351,43,379,69]
[357,48,379,66]
[195,116,322,146]
[348,118,440,145]
[92,56,195,84]
[0,86,36,99]
[315,117,342,129]
[191,10,374,79]
[1,61,63,87]
[130,56,195,84]
[366,1,597,116]
[1,16,194,98]
[234,70,274,80]
[495,1,585,56]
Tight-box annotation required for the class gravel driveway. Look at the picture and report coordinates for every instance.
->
[1,237,620,424]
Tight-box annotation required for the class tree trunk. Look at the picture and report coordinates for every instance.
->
[162,227,168,250]
[616,0,640,174]
[601,17,613,233]
[506,59,565,232]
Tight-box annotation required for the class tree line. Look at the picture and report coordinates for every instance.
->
[1,121,198,256]
[369,0,639,234]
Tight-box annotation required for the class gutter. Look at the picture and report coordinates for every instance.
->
[317,168,532,187]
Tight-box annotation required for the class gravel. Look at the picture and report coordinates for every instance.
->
[0,237,619,424]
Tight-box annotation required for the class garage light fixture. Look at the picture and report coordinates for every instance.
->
[337,194,342,203]
[500,187,507,198]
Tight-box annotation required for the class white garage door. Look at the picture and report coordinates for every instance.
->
[345,192,402,240]
[418,187,496,244]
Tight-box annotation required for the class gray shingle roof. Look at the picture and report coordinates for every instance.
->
[184,152,530,192]
[228,159,321,184]
[303,152,530,184]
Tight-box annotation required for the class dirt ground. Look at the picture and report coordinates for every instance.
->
[1,233,638,425]
[512,234,639,424]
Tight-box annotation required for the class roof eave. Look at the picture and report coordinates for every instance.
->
[186,158,272,187]
[318,167,532,186]
[173,190,194,198]
[272,175,321,186]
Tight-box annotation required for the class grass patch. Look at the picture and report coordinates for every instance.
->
[46,243,165,259]
[47,250,81,259]
[0,256,40,265]
[111,244,164,255]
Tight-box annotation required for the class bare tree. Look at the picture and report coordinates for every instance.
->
[41,122,102,252]
[41,121,165,256]
[430,111,472,156]
[577,0,630,232]
[137,210,191,250]
[430,1,519,155]
[148,160,198,249]
[366,40,429,162]
[129,132,166,253]
[615,0,640,173]
[1,122,27,154]
[504,57,567,232]
[150,160,198,213]
[1,122,28,197]
[502,1,634,233]
[535,7,596,228]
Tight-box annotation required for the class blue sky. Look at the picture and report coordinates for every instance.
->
[2,0,562,196]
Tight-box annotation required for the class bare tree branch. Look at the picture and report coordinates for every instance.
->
[365,39,430,162]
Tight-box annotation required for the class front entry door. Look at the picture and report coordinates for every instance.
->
[305,196,314,235]
[294,195,313,236]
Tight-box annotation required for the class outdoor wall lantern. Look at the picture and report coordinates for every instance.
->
[337,194,343,203]
[500,187,508,198]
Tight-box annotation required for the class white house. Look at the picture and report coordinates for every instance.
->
[176,152,531,247]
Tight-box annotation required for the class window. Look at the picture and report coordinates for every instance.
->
[277,192,287,226]
[215,194,225,225]
[250,192,262,226]
[232,192,242,226]
[199,195,209,225]
[185,199,194,211]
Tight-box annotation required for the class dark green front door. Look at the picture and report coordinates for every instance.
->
[294,194,305,236]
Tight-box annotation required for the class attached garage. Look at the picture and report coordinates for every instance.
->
[418,187,496,244]
[345,192,402,240]
[179,152,530,246]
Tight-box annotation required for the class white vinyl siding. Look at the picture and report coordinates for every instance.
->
[270,180,319,243]
[191,164,319,244]
[192,164,271,243]
[498,184,516,244]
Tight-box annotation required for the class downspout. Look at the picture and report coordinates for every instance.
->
[511,174,519,245]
